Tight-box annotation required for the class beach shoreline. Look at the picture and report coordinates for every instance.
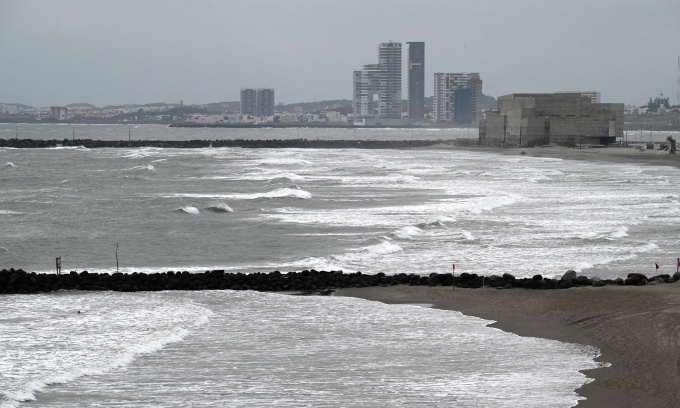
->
[422,143,680,169]
[345,144,680,406]
[337,284,680,408]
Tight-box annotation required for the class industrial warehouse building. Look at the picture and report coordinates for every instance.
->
[479,93,624,146]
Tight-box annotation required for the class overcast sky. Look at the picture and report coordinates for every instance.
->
[1,0,679,107]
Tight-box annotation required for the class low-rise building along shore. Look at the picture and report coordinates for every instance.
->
[480,93,624,146]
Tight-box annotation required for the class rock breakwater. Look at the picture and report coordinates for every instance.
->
[0,138,445,149]
[1,269,677,295]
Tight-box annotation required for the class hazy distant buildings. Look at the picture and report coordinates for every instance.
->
[240,88,275,117]
[479,93,623,146]
[433,72,482,124]
[407,42,425,119]
[557,91,601,104]
[353,41,402,119]
[50,106,68,120]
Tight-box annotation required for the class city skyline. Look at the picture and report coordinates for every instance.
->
[1,0,679,107]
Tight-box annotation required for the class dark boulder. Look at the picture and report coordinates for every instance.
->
[561,270,577,281]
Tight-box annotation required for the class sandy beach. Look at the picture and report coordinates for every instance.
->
[449,143,680,170]
[338,284,680,407]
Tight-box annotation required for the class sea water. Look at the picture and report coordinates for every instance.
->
[1,291,602,407]
[2,124,680,406]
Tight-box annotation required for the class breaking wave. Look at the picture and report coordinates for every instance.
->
[175,206,200,215]
[204,203,234,213]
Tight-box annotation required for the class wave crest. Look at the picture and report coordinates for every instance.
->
[175,206,200,215]
[204,203,234,213]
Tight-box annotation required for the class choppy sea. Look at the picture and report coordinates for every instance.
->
[2,124,679,407]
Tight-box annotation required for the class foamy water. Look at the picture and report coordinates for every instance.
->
[2,291,603,408]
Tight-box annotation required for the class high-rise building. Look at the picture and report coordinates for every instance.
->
[240,88,275,117]
[433,72,482,124]
[353,64,381,117]
[353,41,402,119]
[407,42,425,119]
[378,41,402,119]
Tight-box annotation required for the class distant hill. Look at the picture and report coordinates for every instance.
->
[3,95,497,115]
[278,99,353,115]
[0,103,34,111]
[66,103,98,109]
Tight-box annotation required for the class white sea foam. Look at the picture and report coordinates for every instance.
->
[393,225,422,239]
[163,187,312,200]
[0,210,24,215]
[461,230,475,240]
[0,292,211,408]
[126,164,155,172]
[609,226,629,239]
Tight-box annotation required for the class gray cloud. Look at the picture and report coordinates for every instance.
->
[1,0,678,106]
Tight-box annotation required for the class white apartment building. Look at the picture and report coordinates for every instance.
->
[240,88,275,117]
[378,41,402,119]
[50,106,68,120]
[433,73,482,124]
[353,64,380,117]
[352,41,402,119]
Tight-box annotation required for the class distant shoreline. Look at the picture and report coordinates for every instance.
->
[2,119,678,131]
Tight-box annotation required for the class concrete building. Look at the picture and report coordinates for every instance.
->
[240,88,275,117]
[50,106,68,120]
[407,42,425,119]
[433,72,482,124]
[479,93,624,146]
[557,91,601,104]
[352,41,402,119]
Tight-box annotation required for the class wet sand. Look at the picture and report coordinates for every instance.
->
[432,143,680,169]
[338,284,680,408]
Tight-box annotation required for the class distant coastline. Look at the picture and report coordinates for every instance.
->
[1,118,678,131]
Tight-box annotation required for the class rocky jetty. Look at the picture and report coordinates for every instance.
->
[0,138,444,149]
[1,268,677,295]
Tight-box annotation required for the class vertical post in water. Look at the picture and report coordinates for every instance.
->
[72,126,75,140]
[15,125,18,139]
[452,264,456,291]
[128,126,131,142]
[56,257,61,275]
[116,243,119,273]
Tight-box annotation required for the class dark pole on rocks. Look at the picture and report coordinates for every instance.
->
[116,243,119,273]
[56,257,61,275]
[452,264,456,291]
[128,126,131,142]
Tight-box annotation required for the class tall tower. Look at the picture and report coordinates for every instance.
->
[378,41,402,119]
[407,42,425,119]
